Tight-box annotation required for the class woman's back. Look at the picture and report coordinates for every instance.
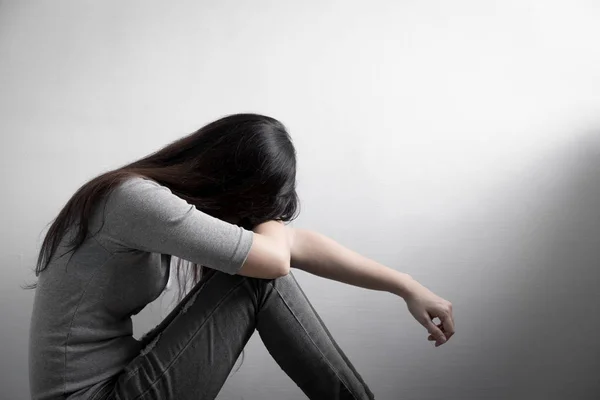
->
[29,178,169,399]
[28,176,254,400]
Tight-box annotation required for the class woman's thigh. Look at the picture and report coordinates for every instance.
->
[106,270,261,400]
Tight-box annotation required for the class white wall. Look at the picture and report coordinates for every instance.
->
[2,1,600,399]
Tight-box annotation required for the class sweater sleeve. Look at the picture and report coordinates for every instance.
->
[100,177,254,275]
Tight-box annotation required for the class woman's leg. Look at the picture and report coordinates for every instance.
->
[257,271,375,400]
[103,269,374,400]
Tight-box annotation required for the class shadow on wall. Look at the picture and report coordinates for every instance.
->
[493,129,600,399]
[428,128,600,400]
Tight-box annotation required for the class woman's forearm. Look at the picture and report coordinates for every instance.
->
[287,227,418,299]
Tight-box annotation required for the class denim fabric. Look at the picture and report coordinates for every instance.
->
[89,269,375,400]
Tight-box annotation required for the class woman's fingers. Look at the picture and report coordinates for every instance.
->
[427,314,455,345]
[423,318,447,346]
[427,321,443,340]
[441,315,455,341]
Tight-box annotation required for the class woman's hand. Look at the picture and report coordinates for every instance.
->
[403,281,455,347]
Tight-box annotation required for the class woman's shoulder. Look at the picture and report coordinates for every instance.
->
[118,175,161,190]
[108,176,167,201]
[103,175,184,221]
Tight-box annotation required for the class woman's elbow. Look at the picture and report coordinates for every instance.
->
[277,255,291,277]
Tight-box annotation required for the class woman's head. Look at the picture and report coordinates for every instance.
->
[127,113,300,229]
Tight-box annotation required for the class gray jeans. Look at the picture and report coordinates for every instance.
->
[88,269,375,400]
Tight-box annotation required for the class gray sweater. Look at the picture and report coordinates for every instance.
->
[28,177,254,400]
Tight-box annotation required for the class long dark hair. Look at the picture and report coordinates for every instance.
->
[25,112,300,333]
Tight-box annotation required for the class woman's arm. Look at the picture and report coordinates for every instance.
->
[286,226,456,346]
[286,227,417,298]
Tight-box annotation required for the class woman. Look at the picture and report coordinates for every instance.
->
[28,113,455,400]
